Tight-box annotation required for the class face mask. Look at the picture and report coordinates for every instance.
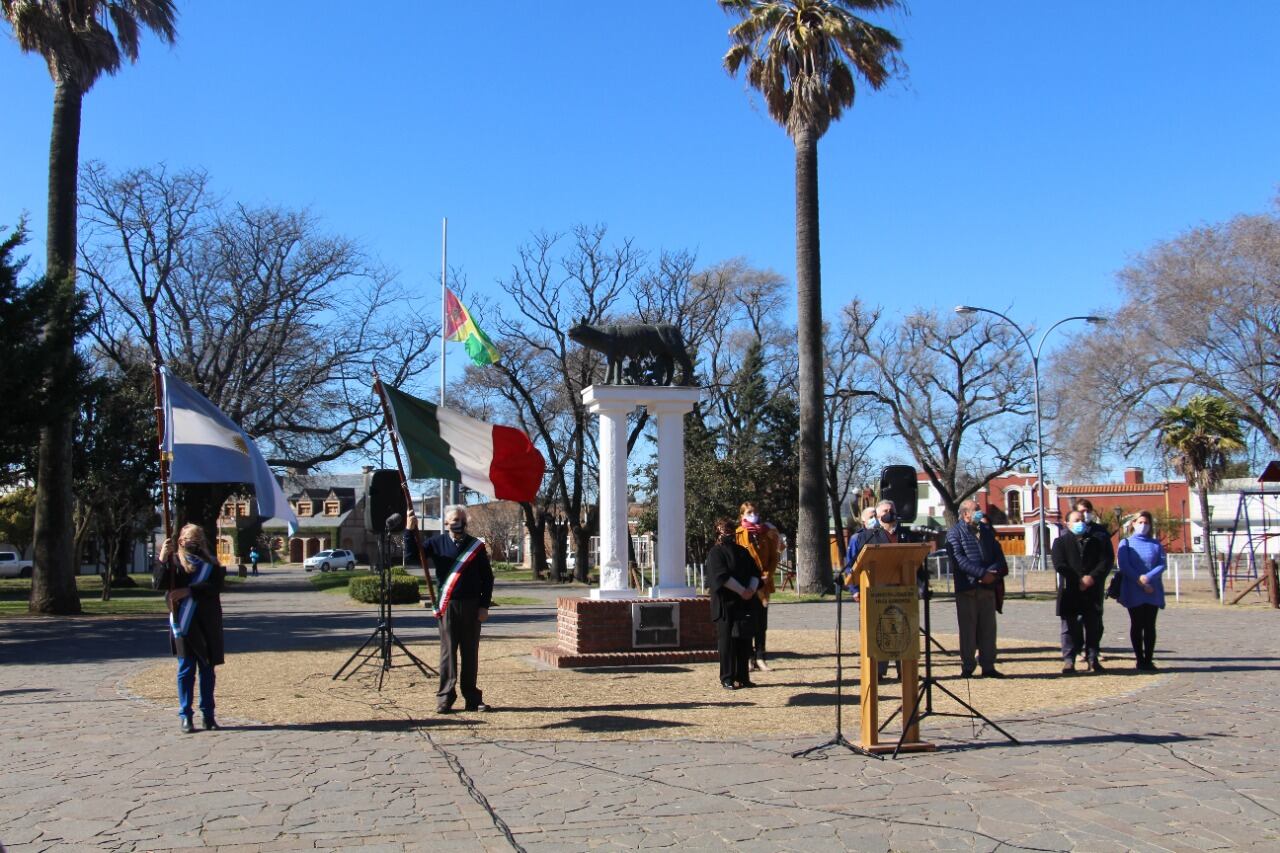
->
[879,510,896,525]
[449,520,466,533]
[1133,523,1150,537]
[744,513,759,524]
[1070,521,1087,536]
[972,511,985,524]
[865,517,879,529]
[1082,511,1096,524]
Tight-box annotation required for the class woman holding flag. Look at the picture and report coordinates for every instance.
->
[157,523,226,733]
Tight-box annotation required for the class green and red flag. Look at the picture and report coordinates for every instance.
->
[444,287,500,367]
[378,381,544,503]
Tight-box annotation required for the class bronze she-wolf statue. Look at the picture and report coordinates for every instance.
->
[567,320,695,386]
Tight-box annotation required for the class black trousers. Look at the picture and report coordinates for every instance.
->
[1060,607,1103,663]
[717,618,752,685]
[438,598,483,707]
[752,604,769,660]
[1128,604,1159,664]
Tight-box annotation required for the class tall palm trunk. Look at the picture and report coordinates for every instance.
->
[31,79,84,614]
[794,127,829,592]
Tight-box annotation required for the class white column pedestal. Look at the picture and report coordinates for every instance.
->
[581,385,702,601]
[583,389,636,601]
[647,390,701,598]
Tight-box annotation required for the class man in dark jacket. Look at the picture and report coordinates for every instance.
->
[1052,509,1111,673]
[405,505,495,713]
[946,499,1008,678]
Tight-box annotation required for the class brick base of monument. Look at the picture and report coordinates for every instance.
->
[532,596,718,669]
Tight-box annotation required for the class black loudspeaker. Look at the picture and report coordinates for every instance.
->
[879,465,919,524]
[364,469,407,533]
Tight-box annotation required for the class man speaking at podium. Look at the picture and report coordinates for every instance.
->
[845,499,927,681]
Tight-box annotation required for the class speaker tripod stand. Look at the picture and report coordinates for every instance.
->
[879,575,1018,758]
[333,522,436,690]
[792,574,883,761]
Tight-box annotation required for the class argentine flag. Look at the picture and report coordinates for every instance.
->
[162,368,299,535]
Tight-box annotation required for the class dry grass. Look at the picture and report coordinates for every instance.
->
[126,629,1159,744]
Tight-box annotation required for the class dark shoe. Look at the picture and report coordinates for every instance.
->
[202,715,220,730]
[1088,659,1105,673]
[464,702,492,712]
[1062,662,1076,674]
[960,668,975,679]
[436,704,454,714]
[720,681,737,690]
[982,669,1005,678]
[180,717,195,734]
[737,680,757,688]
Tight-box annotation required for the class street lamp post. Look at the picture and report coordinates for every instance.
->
[953,306,1106,577]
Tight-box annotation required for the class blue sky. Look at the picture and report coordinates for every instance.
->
[4,2,1279,373]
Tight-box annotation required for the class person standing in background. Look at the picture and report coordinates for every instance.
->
[1116,510,1167,671]
[1053,510,1110,673]
[708,518,763,690]
[736,501,781,671]
[946,500,1007,678]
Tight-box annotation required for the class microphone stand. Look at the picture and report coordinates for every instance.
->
[333,517,436,689]
[880,571,1018,757]
[792,572,883,761]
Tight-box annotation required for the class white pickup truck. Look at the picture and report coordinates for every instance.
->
[0,551,33,578]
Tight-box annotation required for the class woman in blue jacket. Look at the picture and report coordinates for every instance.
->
[1115,511,1166,672]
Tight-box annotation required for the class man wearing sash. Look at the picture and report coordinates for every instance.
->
[405,505,495,713]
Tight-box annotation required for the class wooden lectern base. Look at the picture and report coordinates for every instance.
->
[864,741,935,755]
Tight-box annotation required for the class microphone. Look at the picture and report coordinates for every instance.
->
[384,513,405,532]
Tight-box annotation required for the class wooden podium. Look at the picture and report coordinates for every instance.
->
[849,542,936,754]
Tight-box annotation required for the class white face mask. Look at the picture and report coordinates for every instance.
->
[1133,522,1150,537]
[744,513,759,524]
[1082,511,1096,524]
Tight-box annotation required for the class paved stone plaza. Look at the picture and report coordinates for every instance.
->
[1,569,1278,852]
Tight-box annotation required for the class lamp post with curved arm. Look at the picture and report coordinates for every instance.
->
[953,306,1107,575]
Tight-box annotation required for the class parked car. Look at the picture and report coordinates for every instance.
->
[0,551,33,579]
[303,549,356,572]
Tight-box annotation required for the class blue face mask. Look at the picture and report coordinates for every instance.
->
[972,511,985,524]
[1070,521,1088,536]
[866,517,879,529]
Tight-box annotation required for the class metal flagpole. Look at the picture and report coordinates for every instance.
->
[440,217,451,521]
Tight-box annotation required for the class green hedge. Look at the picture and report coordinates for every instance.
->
[348,574,420,604]
[492,561,518,573]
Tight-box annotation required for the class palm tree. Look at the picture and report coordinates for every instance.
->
[1156,395,1246,572]
[3,0,177,613]
[720,0,903,592]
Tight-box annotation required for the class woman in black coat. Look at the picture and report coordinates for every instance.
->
[706,518,763,690]
[157,523,226,733]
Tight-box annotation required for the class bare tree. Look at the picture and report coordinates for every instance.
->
[466,225,641,582]
[842,301,1035,525]
[1051,203,1280,472]
[78,163,438,471]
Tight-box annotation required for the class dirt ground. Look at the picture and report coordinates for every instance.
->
[126,629,1161,745]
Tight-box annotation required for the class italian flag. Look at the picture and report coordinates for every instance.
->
[378,382,545,503]
[444,287,500,367]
